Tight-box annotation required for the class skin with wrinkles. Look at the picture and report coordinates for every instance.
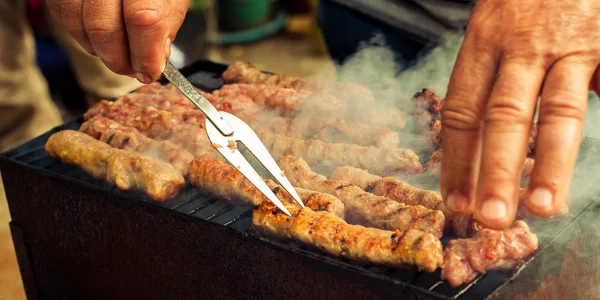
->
[46,0,190,82]
[441,0,600,229]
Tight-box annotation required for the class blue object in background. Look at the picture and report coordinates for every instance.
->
[316,0,431,67]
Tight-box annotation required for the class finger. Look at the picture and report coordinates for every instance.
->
[168,0,189,40]
[591,65,600,95]
[474,59,546,229]
[165,0,190,59]
[83,0,133,75]
[524,58,594,217]
[47,0,95,55]
[440,30,499,215]
[123,0,172,83]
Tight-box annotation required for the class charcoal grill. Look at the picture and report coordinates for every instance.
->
[3,60,600,300]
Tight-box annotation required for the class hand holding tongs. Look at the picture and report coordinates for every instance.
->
[162,61,303,216]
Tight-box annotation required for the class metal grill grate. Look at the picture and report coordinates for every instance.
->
[3,60,600,299]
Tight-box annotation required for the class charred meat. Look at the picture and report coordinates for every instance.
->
[188,154,344,216]
[253,200,443,272]
[277,155,445,237]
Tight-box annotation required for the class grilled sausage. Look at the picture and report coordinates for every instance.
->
[277,155,445,238]
[253,199,443,272]
[188,154,344,216]
[80,116,194,175]
[45,130,185,201]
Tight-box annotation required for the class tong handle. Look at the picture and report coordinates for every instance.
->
[162,61,234,136]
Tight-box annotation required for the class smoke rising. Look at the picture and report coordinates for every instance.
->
[291,32,600,297]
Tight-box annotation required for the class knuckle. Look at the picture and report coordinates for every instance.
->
[125,5,166,27]
[85,24,122,45]
[539,92,586,123]
[441,100,483,132]
[482,161,519,183]
[100,56,131,75]
[484,99,530,128]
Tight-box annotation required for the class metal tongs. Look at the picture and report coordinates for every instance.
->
[162,61,303,216]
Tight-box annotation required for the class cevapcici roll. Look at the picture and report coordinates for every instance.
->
[253,200,443,272]
[221,62,408,128]
[252,115,400,148]
[278,155,445,237]
[188,154,344,217]
[328,166,547,237]
[84,100,182,138]
[310,118,400,149]
[83,99,216,158]
[222,61,311,90]
[346,103,408,130]
[259,131,422,176]
[80,116,194,175]
[45,130,185,201]
[216,83,338,118]
[441,220,539,287]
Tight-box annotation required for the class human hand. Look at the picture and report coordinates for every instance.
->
[440,0,600,229]
[47,0,190,83]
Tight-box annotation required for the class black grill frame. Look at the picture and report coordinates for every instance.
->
[2,60,600,300]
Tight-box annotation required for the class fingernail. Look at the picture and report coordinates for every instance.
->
[136,73,151,84]
[447,191,468,212]
[530,188,553,209]
[165,37,172,59]
[480,199,507,221]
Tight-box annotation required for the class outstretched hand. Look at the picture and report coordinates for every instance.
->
[441,0,600,229]
[47,0,190,83]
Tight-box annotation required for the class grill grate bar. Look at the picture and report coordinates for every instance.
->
[187,198,219,214]
[218,207,252,226]
[169,196,197,210]
[204,205,235,221]
[10,145,45,161]
[428,281,444,291]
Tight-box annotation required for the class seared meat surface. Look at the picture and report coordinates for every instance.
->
[311,118,400,148]
[45,130,185,201]
[80,116,194,175]
[329,166,487,238]
[216,83,344,118]
[222,61,310,90]
[253,200,443,272]
[441,220,539,287]
[278,155,445,237]
[259,130,422,176]
[188,154,344,216]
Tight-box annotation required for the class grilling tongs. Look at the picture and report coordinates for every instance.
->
[162,61,303,216]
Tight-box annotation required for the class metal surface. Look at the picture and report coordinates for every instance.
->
[162,61,234,136]
[205,112,303,212]
[162,61,302,214]
[2,60,600,299]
